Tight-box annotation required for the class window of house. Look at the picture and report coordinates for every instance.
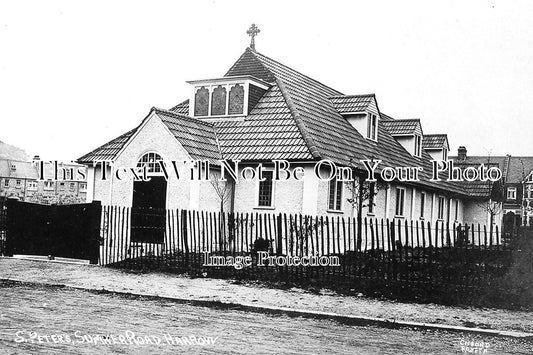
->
[367,114,378,141]
[420,192,426,218]
[137,152,163,174]
[194,86,209,116]
[257,170,274,207]
[328,178,343,211]
[44,181,54,191]
[80,183,87,192]
[437,196,445,220]
[507,187,517,200]
[228,84,245,115]
[4,179,9,188]
[210,85,227,116]
[395,187,405,216]
[454,200,459,221]
[16,180,21,188]
[368,182,375,214]
[69,182,76,191]
[27,180,38,191]
[527,187,533,199]
[59,182,65,190]
[414,135,422,157]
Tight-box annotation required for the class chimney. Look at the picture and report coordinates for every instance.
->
[457,146,467,161]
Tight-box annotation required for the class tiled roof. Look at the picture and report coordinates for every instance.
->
[79,48,469,196]
[380,119,421,136]
[452,155,533,184]
[78,129,137,164]
[328,95,375,114]
[507,157,533,183]
[154,108,222,164]
[170,100,189,115]
[423,134,448,150]
[78,108,222,165]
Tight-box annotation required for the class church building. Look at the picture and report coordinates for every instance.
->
[78,25,503,228]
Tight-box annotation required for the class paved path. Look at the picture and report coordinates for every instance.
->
[1,258,532,335]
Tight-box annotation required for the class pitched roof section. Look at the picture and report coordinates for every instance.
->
[380,119,422,136]
[80,48,469,196]
[78,108,222,165]
[78,129,137,164]
[423,134,449,150]
[328,94,375,114]
[154,108,222,164]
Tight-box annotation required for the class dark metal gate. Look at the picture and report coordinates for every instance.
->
[4,199,102,263]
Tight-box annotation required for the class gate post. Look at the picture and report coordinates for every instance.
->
[88,200,102,264]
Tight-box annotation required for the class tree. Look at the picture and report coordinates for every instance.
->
[344,159,388,250]
[209,172,233,213]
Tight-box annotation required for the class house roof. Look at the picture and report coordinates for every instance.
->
[328,94,375,114]
[154,108,222,164]
[423,134,449,150]
[78,108,222,165]
[452,155,533,184]
[380,119,422,136]
[78,129,137,164]
[0,160,38,179]
[79,47,470,196]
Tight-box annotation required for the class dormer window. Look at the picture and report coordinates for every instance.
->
[188,76,269,120]
[367,114,378,141]
[414,135,422,157]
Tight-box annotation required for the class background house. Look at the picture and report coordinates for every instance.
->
[0,157,87,204]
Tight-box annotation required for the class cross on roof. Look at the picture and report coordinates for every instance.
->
[246,24,260,51]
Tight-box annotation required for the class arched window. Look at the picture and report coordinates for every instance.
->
[137,152,163,174]
[211,85,227,116]
[194,86,209,116]
[228,84,244,115]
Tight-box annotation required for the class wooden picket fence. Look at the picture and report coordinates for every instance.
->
[98,206,524,293]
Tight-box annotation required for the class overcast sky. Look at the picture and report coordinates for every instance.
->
[1,0,532,162]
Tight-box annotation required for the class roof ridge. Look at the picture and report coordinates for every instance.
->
[329,94,375,99]
[151,107,215,129]
[252,50,344,96]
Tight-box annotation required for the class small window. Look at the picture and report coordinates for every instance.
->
[258,171,274,207]
[16,180,22,188]
[228,84,244,115]
[210,85,227,116]
[59,182,65,190]
[420,192,426,218]
[368,182,375,214]
[27,180,38,191]
[194,86,209,117]
[527,187,533,199]
[137,152,163,174]
[328,178,343,211]
[4,179,9,188]
[414,135,422,157]
[44,181,54,191]
[80,183,87,192]
[366,114,378,140]
[437,196,445,220]
[507,187,517,200]
[395,187,405,216]
[69,182,76,191]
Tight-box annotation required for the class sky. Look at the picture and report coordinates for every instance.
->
[1,0,532,162]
